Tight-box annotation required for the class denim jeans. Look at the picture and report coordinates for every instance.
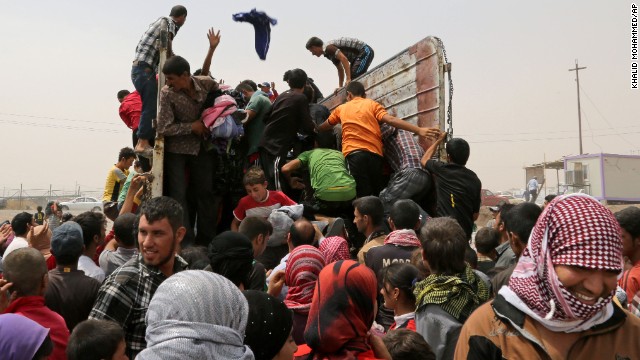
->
[131,63,157,141]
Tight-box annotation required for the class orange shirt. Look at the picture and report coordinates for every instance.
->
[327,97,387,157]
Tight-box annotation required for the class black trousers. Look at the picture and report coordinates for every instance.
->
[346,150,384,198]
[164,149,218,247]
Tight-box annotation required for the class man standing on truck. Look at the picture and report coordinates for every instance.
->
[131,5,187,158]
[305,37,374,89]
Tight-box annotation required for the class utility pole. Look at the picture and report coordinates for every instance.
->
[569,59,586,155]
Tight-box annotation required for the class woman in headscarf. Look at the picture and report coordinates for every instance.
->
[208,231,255,289]
[455,194,640,359]
[243,290,298,360]
[284,245,325,344]
[137,270,254,360]
[296,260,389,360]
[0,313,53,360]
[319,236,350,264]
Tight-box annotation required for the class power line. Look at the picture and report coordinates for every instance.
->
[0,118,123,134]
[0,112,119,126]
[467,130,640,144]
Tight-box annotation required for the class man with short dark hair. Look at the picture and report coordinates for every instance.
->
[490,202,542,292]
[3,212,36,259]
[132,5,188,157]
[365,199,422,330]
[89,196,188,358]
[74,212,107,282]
[354,196,388,263]
[157,55,218,246]
[235,81,272,165]
[239,216,273,291]
[99,213,138,277]
[421,134,481,240]
[102,147,136,220]
[3,247,70,359]
[493,203,516,268]
[45,221,101,331]
[259,68,317,192]
[306,36,375,88]
[415,217,490,360]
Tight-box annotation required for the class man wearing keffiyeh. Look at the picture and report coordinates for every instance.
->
[415,217,489,360]
[455,194,640,360]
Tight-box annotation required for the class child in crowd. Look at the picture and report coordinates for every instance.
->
[231,167,297,231]
[474,227,500,275]
[383,328,436,360]
[380,263,422,331]
[67,319,127,360]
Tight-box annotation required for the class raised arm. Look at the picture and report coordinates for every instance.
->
[380,114,441,139]
[421,131,447,167]
[335,51,352,85]
[200,28,221,77]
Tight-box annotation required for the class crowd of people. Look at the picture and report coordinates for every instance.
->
[1,4,640,360]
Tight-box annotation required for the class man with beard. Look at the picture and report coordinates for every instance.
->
[89,197,188,358]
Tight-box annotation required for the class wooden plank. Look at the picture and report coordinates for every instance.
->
[151,27,168,198]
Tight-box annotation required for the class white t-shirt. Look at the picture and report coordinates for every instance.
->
[3,237,29,261]
[78,255,106,283]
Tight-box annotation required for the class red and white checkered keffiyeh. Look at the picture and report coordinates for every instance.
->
[383,229,422,248]
[319,236,351,264]
[499,194,623,333]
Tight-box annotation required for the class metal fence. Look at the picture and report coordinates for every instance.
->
[0,185,102,209]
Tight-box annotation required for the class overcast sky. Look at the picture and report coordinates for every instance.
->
[0,0,637,197]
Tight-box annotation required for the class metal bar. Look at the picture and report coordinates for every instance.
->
[151,24,169,198]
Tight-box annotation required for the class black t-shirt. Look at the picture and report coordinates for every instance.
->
[44,268,101,331]
[426,160,481,239]
[259,91,315,156]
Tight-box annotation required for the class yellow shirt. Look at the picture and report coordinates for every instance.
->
[327,97,388,157]
[102,165,129,202]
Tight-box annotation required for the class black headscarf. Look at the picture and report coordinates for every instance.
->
[242,290,293,360]
[208,231,254,287]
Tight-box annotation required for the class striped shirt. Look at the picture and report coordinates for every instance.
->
[380,123,424,171]
[324,37,368,64]
[134,17,178,68]
[89,254,188,358]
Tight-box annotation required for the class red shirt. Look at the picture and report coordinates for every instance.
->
[389,318,416,331]
[294,344,382,359]
[233,190,296,221]
[619,261,640,307]
[119,91,142,130]
[5,296,70,360]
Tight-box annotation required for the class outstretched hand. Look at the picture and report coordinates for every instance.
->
[417,127,442,140]
[207,28,221,49]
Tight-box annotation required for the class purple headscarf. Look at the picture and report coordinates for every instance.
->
[0,314,49,360]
